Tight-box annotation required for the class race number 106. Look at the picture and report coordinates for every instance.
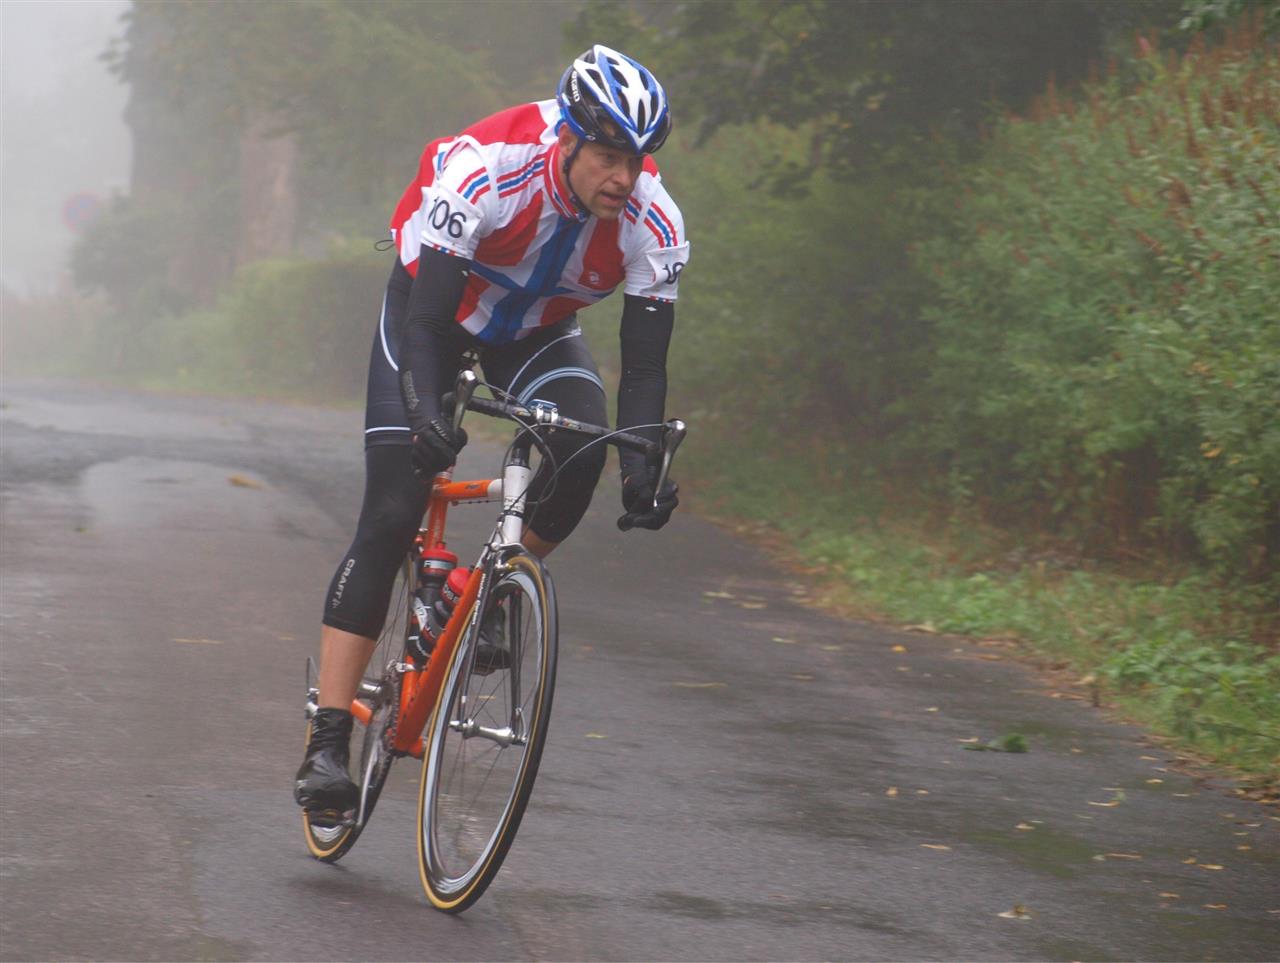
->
[430,198,468,239]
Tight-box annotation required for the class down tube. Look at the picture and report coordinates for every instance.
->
[391,565,485,756]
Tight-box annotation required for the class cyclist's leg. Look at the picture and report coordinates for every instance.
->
[480,319,608,556]
[299,261,456,812]
[319,258,467,702]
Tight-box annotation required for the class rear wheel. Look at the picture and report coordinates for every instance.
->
[417,550,557,912]
[302,555,413,861]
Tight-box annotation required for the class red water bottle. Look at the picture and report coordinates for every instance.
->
[411,547,457,660]
[429,566,472,638]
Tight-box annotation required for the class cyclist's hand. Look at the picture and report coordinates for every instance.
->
[409,417,468,480]
[619,471,679,531]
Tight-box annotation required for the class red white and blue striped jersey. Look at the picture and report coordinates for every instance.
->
[389,100,689,345]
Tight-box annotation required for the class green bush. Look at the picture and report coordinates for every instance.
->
[213,248,389,398]
[914,21,1280,576]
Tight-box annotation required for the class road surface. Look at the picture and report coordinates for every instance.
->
[1,380,1276,961]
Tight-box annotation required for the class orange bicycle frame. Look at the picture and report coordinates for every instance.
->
[349,469,504,758]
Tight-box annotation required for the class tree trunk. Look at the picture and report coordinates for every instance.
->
[235,111,298,267]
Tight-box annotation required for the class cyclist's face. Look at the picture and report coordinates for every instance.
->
[559,128,643,220]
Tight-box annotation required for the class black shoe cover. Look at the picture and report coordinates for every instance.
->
[295,707,359,812]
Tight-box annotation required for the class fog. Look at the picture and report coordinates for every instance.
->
[1,0,130,295]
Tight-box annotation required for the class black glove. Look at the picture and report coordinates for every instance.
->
[409,417,468,480]
[619,470,679,531]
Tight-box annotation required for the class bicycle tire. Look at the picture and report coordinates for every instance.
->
[417,549,557,912]
[302,555,412,861]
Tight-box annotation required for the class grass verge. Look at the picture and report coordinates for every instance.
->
[684,441,1280,785]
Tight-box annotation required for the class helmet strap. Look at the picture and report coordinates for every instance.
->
[560,135,591,218]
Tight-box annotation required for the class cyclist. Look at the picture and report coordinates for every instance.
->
[295,45,689,818]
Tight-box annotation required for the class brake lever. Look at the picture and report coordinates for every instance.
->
[652,419,687,509]
[452,369,479,434]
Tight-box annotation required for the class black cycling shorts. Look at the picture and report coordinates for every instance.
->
[364,260,607,447]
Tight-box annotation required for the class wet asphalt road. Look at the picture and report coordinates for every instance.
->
[1,379,1276,962]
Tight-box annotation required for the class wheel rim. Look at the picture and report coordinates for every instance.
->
[423,566,547,893]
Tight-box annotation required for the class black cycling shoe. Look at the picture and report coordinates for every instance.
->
[294,707,359,814]
[471,614,511,676]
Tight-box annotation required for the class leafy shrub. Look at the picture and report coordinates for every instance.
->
[1101,634,1280,769]
[914,18,1280,577]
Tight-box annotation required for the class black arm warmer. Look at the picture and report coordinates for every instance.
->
[399,244,472,430]
[617,294,675,478]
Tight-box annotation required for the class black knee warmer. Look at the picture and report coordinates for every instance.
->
[322,446,429,638]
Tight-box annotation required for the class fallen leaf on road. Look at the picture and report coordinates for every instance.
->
[905,624,938,634]
[1173,792,1192,797]
[1159,892,1179,899]
[1183,857,1198,864]
[1089,800,1121,807]
[703,591,735,599]
[1198,864,1225,871]
[997,905,1032,920]
[920,844,951,851]
[958,737,980,744]
[1103,853,1143,860]
[771,637,798,645]
[1070,747,1084,753]
[1203,904,1227,910]
[916,789,930,795]
[738,601,767,610]
[1140,755,1159,761]
[1146,778,1164,784]
[965,733,1029,753]
[173,638,224,645]
[790,673,815,681]
[228,474,264,489]
[1015,822,1036,831]
[585,733,608,739]
[821,644,843,651]
[926,706,939,712]
[673,682,727,689]
[885,787,899,797]
[891,644,907,653]
[1236,845,1252,851]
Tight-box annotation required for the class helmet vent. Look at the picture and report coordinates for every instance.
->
[636,102,647,131]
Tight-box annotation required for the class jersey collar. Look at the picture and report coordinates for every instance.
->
[543,144,589,223]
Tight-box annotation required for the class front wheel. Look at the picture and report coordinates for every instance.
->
[417,550,557,912]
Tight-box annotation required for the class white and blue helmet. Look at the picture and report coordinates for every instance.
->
[558,45,671,155]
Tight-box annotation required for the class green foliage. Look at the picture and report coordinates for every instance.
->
[202,249,390,398]
[70,248,389,398]
[1180,0,1280,35]
[1101,635,1280,769]
[570,0,1182,171]
[914,21,1280,576]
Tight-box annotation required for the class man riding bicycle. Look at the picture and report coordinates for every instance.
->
[295,45,689,817]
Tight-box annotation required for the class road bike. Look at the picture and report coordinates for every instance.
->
[300,368,685,913]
